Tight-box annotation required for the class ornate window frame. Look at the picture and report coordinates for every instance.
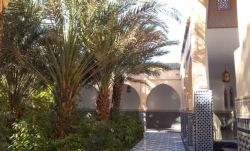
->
[217,0,231,11]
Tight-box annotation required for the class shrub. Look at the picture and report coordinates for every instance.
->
[78,112,144,151]
[111,112,144,150]
[6,111,144,151]
[9,120,49,151]
[48,134,84,151]
[0,92,10,151]
[0,110,10,151]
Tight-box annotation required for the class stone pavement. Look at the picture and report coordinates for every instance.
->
[130,130,186,151]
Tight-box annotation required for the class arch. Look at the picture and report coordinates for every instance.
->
[76,86,98,110]
[146,84,181,129]
[147,84,181,111]
[124,81,141,99]
[120,84,140,111]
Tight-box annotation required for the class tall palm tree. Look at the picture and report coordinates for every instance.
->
[110,23,179,112]
[109,0,181,113]
[0,0,102,138]
[77,0,122,121]
[79,0,180,121]
[18,0,105,138]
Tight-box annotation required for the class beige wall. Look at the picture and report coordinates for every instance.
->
[181,0,240,112]
[234,0,250,118]
[234,0,250,98]
[76,70,183,112]
[125,70,182,111]
[236,0,250,44]
[180,0,209,112]
[190,0,209,91]
[75,85,141,111]
[207,28,238,111]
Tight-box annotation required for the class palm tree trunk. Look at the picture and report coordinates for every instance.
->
[111,76,124,113]
[7,93,23,130]
[96,85,110,121]
[9,94,22,120]
[53,91,75,138]
[6,93,25,138]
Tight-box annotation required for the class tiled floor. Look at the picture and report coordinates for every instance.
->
[131,130,186,151]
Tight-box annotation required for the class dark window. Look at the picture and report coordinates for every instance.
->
[217,0,230,11]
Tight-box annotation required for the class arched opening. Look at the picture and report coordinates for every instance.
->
[146,84,181,130]
[76,86,98,111]
[120,84,140,111]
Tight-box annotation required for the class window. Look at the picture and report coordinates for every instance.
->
[217,0,230,11]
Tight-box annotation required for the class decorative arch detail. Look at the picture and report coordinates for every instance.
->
[146,83,181,111]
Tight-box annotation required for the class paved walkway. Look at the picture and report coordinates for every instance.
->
[131,130,186,151]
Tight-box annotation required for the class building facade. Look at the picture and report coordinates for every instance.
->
[181,0,250,150]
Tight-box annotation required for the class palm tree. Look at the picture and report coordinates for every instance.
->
[110,25,179,112]
[109,0,180,113]
[79,0,180,121]
[17,0,106,138]
[0,0,44,127]
[77,0,122,121]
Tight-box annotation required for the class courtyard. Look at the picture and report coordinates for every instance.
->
[1,0,250,151]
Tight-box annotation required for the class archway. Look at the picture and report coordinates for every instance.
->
[146,84,181,129]
[120,84,140,111]
[76,86,98,110]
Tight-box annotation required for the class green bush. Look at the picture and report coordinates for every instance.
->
[9,120,49,151]
[0,92,10,151]
[0,110,10,151]
[48,134,84,151]
[6,112,144,151]
[77,112,144,151]
[111,112,144,150]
